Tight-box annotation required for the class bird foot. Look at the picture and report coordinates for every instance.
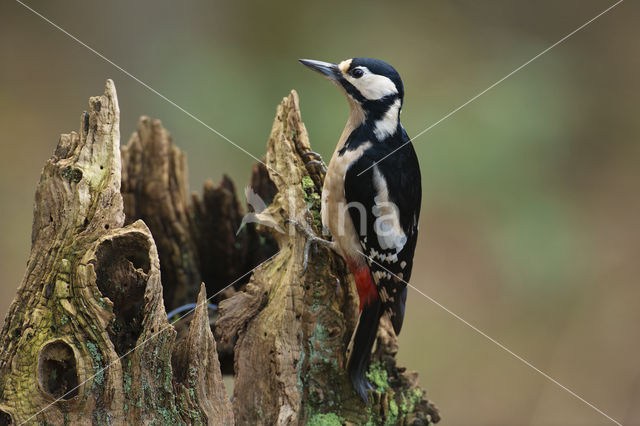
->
[303,151,327,173]
[286,219,337,276]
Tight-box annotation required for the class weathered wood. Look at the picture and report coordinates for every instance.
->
[172,284,233,424]
[0,82,439,425]
[0,81,230,424]
[121,116,277,311]
[121,116,201,311]
[216,91,440,425]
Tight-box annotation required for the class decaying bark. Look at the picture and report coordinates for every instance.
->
[121,116,201,311]
[172,284,233,424]
[0,81,439,425]
[0,81,231,424]
[120,117,275,312]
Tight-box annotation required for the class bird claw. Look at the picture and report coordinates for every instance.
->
[286,219,337,276]
[303,151,323,162]
[303,151,327,173]
[305,159,327,173]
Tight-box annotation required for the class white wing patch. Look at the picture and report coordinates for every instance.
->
[372,166,407,255]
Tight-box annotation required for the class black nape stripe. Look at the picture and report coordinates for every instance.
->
[338,94,401,155]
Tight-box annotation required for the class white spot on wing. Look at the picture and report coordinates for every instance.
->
[379,286,389,302]
[372,166,407,253]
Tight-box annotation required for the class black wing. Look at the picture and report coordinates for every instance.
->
[344,132,421,335]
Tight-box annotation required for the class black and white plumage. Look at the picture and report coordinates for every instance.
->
[299,57,421,402]
[344,126,421,332]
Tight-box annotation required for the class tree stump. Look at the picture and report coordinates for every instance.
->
[0,81,439,425]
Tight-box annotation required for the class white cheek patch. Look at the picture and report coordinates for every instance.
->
[347,67,398,100]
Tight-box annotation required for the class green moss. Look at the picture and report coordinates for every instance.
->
[307,413,344,426]
[301,175,322,229]
[386,399,399,425]
[400,393,409,413]
[398,387,424,415]
[364,407,376,426]
[302,175,314,191]
[123,372,132,393]
[410,387,423,404]
[366,362,389,393]
[60,315,69,325]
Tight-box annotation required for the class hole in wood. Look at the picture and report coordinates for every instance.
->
[95,234,150,356]
[37,340,79,400]
[0,409,13,425]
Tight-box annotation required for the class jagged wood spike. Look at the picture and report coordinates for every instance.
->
[172,283,233,425]
[0,81,230,424]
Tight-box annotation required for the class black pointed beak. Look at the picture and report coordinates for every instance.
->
[299,59,339,81]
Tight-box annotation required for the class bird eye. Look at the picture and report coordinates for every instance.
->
[351,68,364,78]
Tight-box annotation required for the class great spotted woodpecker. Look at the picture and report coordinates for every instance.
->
[298,58,421,402]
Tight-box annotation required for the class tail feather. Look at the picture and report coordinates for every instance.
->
[347,297,383,403]
[389,286,408,335]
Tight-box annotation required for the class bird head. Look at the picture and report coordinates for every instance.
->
[299,57,404,109]
[299,57,405,140]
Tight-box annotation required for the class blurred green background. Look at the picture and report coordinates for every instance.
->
[1,0,638,424]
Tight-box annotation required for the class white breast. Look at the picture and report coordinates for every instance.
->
[322,141,371,264]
